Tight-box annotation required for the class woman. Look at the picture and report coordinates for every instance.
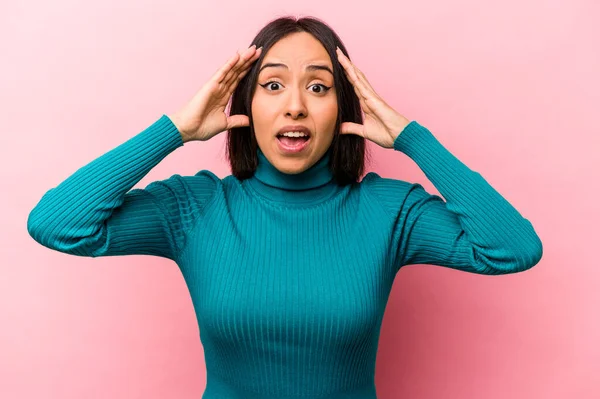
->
[27,15,542,399]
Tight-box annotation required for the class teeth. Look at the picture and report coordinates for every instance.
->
[280,131,308,137]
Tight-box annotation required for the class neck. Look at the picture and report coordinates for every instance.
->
[245,146,339,206]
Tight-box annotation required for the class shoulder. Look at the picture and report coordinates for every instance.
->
[361,171,414,190]
[360,172,430,213]
[360,171,424,197]
[148,169,223,209]
[175,171,249,200]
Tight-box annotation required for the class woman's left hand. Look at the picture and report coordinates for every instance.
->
[336,47,411,149]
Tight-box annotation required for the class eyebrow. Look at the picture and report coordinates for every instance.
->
[258,62,334,76]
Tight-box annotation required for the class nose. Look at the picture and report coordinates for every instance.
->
[284,87,308,119]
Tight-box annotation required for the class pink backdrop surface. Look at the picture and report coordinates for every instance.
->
[2,1,598,398]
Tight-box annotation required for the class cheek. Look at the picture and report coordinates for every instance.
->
[252,93,278,115]
[250,97,278,141]
[251,97,271,125]
[315,102,338,131]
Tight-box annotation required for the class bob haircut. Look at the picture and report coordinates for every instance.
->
[225,15,372,186]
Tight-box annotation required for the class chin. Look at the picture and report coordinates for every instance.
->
[277,164,308,175]
[275,158,311,175]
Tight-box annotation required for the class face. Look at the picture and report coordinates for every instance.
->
[251,32,338,175]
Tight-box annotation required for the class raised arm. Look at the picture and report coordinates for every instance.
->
[26,115,214,261]
[28,45,262,261]
[368,121,543,275]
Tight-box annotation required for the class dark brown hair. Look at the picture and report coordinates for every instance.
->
[225,15,371,186]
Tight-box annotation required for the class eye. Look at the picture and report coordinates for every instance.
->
[259,81,283,91]
[259,81,332,94]
[309,83,332,94]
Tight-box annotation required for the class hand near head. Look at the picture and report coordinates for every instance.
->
[335,47,410,149]
[168,45,262,143]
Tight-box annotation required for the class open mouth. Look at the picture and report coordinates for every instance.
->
[276,133,312,152]
[276,134,310,146]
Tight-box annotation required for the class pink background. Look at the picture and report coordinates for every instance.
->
[2,1,598,398]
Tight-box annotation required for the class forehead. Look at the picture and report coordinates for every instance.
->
[258,32,333,74]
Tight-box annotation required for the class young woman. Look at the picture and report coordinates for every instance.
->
[27,15,542,399]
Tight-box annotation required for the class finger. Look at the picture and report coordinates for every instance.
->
[215,46,256,85]
[225,46,262,94]
[346,63,371,101]
[225,50,261,91]
[223,46,261,88]
[231,65,251,87]
[357,75,379,104]
[213,52,241,84]
[239,45,262,70]
[344,75,369,118]
[223,68,250,99]
[222,49,246,86]
[351,64,376,95]
[337,52,366,98]
[336,50,374,102]
[345,67,369,112]
[339,121,365,137]
[226,114,250,129]
[358,97,369,116]
[239,46,262,73]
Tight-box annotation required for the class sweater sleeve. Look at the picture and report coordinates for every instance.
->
[27,115,214,261]
[369,121,543,276]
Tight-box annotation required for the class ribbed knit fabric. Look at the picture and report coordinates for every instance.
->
[27,115,543,398]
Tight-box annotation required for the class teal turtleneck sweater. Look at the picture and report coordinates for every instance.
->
[27,114,543,398]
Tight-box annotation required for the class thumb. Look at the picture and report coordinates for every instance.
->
[339,121,364,137]
[226,114,250,130]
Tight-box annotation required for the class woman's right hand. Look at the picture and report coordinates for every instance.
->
[168,44,262,143]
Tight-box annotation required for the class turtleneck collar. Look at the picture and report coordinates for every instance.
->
[245,146,341,206]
